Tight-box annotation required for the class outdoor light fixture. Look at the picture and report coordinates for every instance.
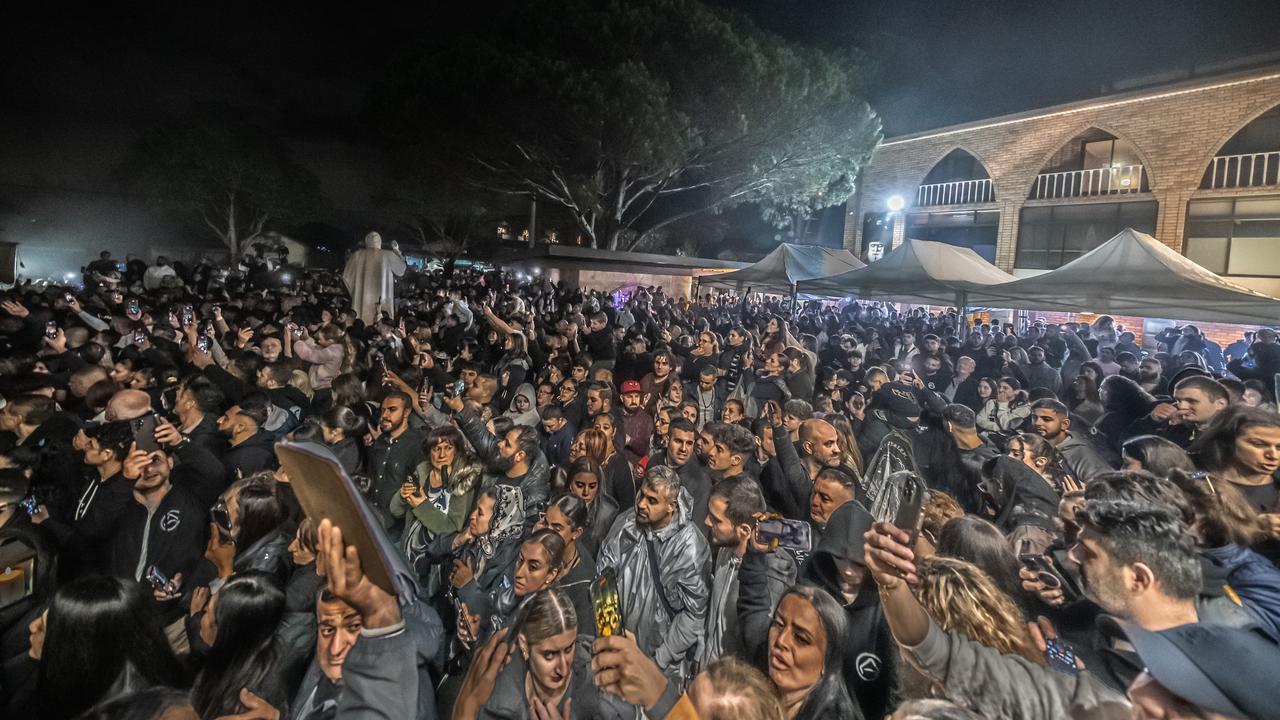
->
[886,195,905,212]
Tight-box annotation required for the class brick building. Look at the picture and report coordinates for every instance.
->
[844,64,1280,307]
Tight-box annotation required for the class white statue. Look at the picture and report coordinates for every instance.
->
[342,232,406,324]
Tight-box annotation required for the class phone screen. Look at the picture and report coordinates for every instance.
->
[127,299,140,315]
[591,569,624,638]
[892,472,926,547]
[45,321,58,339]
[756,518,813,553]
[1044,638,1078,674]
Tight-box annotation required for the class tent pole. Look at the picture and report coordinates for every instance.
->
[958,290,969,339]
[790,283,798,315]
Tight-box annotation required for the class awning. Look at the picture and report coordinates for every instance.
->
[699,243,865,295]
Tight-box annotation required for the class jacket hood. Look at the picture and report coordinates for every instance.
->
[980,455,1058,531]
[505,383,540,427]
[814,500,873,562]
[235,429,278,452]
[807,501,874,599]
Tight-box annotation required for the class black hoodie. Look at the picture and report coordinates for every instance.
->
[801,501,899,720]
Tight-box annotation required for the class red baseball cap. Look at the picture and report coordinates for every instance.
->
[620,380,642,394]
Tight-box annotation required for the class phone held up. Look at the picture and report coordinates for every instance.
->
[754,514,812,553]
[591,567,624,638]
[892,472,926,549]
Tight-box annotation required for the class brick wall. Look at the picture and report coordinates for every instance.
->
[844,68,1280,275]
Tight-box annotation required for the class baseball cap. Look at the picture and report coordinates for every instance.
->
[620,380,642,394]
[1117,619,1280,719]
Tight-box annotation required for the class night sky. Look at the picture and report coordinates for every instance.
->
[3,0,1280,249]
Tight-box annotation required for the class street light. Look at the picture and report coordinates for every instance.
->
[886,194,905,212]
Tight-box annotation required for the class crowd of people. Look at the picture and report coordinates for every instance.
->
[1,244,1279,720]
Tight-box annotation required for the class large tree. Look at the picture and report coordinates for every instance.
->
[116,106,323,256]
[372,0,880,251]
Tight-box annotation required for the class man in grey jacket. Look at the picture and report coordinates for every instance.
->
[598,465,710,685]
[1031,399,1112,483]
[700,475,796,667]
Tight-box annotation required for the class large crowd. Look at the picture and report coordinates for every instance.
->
[1,244,1279,720]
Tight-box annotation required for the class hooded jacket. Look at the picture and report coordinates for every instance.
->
[107,483,208,589]
[502,383,540,428]
[597,487,710,683]
[801,501,900,720]
[980,456,1059,535]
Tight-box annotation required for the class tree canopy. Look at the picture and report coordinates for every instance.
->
[372,0,880,251]
[116,106,324,257]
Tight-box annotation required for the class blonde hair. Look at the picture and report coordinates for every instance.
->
[913,556,1042,664]
[288,368,313,400]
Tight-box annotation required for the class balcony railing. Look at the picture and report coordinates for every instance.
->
[916,178,994,206]
[1204,151,1280,189]
[1030,164,1145,200]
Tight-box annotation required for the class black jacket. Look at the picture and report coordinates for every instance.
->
[801,501,899,720]
[107,484,208,592]
[40,470,134,579]
[366,425,426,528]
[223,430,278,485]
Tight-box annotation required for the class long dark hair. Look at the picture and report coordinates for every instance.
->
[774,584,860,720]
[936,516,1029,618]
[37,577,182,720]
[1121,435,1194,477]
[1190,405,1280,474]
[191,571,286,718]
[232,474,288,553]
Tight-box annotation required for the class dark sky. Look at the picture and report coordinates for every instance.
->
[714,0,1280,135]
[7,1,1280,139]
[4,0,1280,211]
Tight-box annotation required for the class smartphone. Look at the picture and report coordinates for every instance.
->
[116,261,127,273]
[292,326,303,338]
[19,496,39,515]
[133,330,146,345]
[448,379,466,397]
[211,501,234,542]
[127,298,140,316]
[181,306,194,327]
[132,415,161,453]
[64,293,75,304]
[755,516,813,553]
[591,568,624,638]
[145,565,171,592]
[196,335,211,354]
[1044,637,1079,674]
[892,471,926,547]
[44,321,58,339]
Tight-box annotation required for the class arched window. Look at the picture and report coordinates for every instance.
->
[1030,128,1148,199]
[916,149,994,206]
[1203,104,1280,189]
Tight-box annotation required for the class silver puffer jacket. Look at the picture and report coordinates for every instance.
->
[596,487,710,685]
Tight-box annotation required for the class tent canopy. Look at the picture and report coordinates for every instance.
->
[700,243,865,295]
[966,229,1280,326]
[797,239,1016,306]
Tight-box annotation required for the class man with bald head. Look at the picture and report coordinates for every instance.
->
[798,419,843,482]
[105,389,153,423]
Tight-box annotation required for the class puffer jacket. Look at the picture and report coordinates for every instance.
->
[1205,543,1280,642]
[597,487,710,684]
